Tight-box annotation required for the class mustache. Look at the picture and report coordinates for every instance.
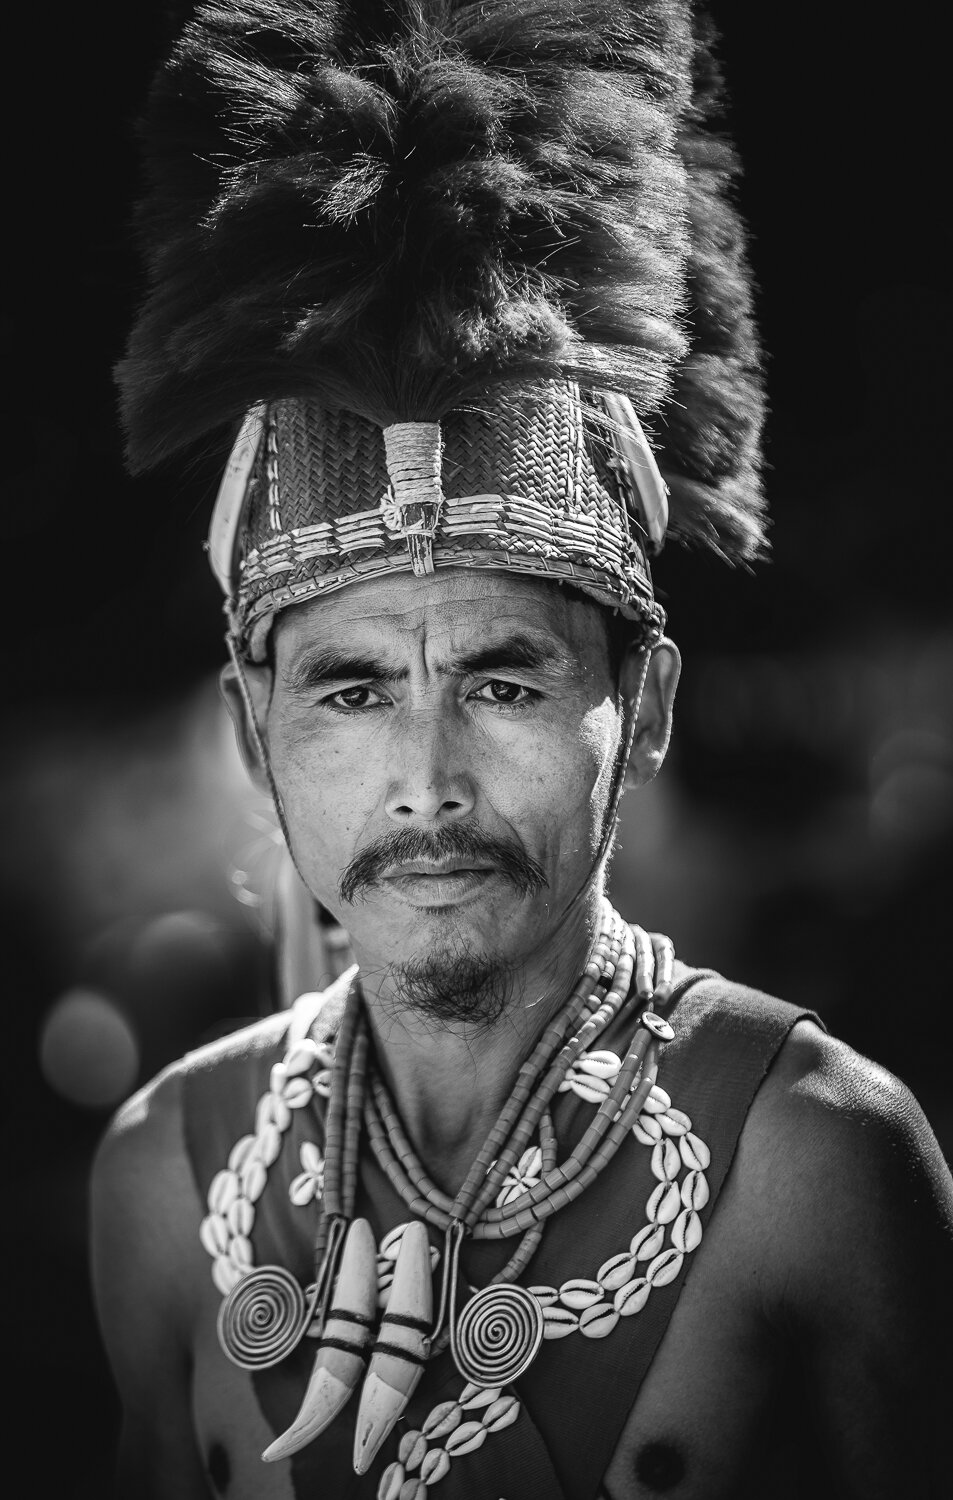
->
[338,825,548,905]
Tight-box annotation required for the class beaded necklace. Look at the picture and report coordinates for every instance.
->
[206,901,710,1489]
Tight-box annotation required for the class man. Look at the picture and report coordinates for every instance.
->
[90,3,953,1497]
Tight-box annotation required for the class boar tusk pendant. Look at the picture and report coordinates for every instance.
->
[352,1220,433,1474]
[262,1217,378,1463]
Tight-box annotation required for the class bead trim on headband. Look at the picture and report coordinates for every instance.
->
[240,492,650,592]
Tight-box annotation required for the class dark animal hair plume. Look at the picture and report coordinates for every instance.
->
[117,0,767,561]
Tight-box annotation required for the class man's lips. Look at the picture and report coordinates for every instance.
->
[381,859,494,879]
[378,861,497,905]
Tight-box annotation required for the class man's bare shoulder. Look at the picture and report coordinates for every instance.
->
[733,1014,953,1312]
[750,1016,950,1184]
[93,1009,291,1184]
[89,1010,296,1396]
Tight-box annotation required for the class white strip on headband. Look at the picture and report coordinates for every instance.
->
[597,392,670,548]
[207,403,267,598]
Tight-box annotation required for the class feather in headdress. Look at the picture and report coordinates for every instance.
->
[116,0,767,645]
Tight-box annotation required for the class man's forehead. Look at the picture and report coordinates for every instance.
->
[272,568,604,660]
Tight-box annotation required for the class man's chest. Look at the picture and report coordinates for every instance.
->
[601,1213,804,1500]
[188,1202,800,1500]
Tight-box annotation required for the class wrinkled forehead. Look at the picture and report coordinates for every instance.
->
[269,568,613,670]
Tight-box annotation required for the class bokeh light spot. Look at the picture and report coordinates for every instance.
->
[39,988,140,1110]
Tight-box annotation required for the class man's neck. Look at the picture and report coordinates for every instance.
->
[350,901,599,1195]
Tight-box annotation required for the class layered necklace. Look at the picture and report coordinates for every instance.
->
[206,901,708,1488]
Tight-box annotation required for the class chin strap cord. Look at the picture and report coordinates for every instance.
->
[226,630,296,860]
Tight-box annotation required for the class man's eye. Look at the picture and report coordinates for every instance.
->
[472,680,531,705]
[326,685,382,710]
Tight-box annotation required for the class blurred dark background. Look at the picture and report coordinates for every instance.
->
[3,4,950,1494]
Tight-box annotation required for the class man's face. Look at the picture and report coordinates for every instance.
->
[247,569,629,993]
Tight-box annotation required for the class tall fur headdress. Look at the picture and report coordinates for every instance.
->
[117,0,766,658]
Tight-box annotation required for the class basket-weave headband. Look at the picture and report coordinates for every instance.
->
[209,381,668,660]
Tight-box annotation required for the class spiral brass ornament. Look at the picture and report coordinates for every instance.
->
[451,1283,545,1388]
[217,1264,309,1369]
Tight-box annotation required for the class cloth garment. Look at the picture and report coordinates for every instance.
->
[183,961,821,1499]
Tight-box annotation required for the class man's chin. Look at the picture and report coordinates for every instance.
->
[383,935,517,1030]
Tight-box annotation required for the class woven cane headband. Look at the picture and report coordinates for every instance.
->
[209,382,669,661]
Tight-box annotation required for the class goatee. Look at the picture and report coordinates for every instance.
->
[385,932,516,1030]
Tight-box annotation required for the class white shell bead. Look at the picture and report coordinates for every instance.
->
[208,1169,240,1215]
[229,1234,253,1267]
[445,1420,487,1456]
[257,1122,283,1167]
[517,1145,543,1177]
[528,1285,558,1307]
[213,1256,244,1295]
[240,1159,268,1203]
[651,1138,681,1182]
[284,1076,314,1109]
[227,1197,254,1236]
[597,1252,638,1291]
[643,1084,672,1114]
[399,1480,425,1500]
[496,1181,525,1207]
[482,1395,520,1431]
[566,1074,610,1104]
[575,1050,621,1079]
[579,1302,620,1339]
[269,1062,289,1096]
[542,1305,578,1339]
[420,1449,451,1484]
[378,1460,405,1500]
[459,1384,502,1409]
[658,1107,692,1136]
[672,1208,703,1253]
[255,1092,290,1133]
[632,1113,662,1145]
[228,1134,258,1172]
[200,1213,230,1257]
[646,1248,684,1286]
[647,1181,681,1225]
[289,1173,317,1207]
[558,1278,603,1310]
[681,1169,710,1210]
[285,1039,320,1076]
[680,1132,711,1170]
[422,1401,461,1440]
[630,1223,665,1260]
[300,1140,324,1174]
[398,1431,427,1470]
[614,1278,651,1317]
[313,1068,333,1098]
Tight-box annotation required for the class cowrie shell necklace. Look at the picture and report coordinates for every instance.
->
[206,900,703,1481]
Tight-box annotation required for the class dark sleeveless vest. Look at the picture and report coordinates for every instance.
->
[182,964,821,1499]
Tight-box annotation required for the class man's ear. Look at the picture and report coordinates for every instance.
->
[620,637,681,787]
[219,658,275,794]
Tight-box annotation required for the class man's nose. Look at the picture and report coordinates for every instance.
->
[383,709,476,824]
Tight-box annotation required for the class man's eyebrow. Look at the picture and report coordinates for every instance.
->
[285,632,571,689]
[286,648,407,690]
[443,634,571,677]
